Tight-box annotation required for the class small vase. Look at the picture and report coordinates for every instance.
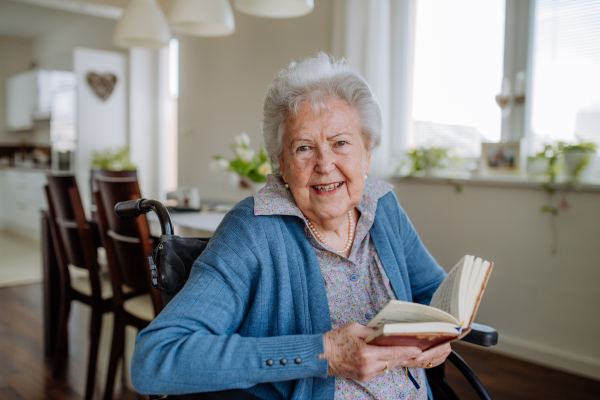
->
[240,177,266,195]
[564,150,594,181]
[526,157,549,176]
[249,181,266,195]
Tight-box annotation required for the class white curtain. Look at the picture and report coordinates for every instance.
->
[331,0,415,176]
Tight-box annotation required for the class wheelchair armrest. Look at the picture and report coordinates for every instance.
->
[461,323,498,347]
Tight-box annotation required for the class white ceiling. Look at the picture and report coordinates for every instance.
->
[0,0,121,39]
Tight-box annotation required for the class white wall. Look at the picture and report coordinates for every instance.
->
[391,178,600,379]
[177,0,333,193]
[0,37,33,142]
[129,47,160,201]
[74,48,128,214]
[33,15,123,71]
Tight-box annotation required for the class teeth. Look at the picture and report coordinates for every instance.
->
[314,182,342,191]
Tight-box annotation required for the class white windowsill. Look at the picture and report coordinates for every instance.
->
[389,171,600,193]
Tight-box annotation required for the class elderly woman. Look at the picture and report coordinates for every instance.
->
[131,53,450,399]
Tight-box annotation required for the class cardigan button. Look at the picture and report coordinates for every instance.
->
[349,274,357,281]
[280,358,287,365]
[294,357,302,364]
[266,359,274,366]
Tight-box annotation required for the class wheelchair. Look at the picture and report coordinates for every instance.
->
[115,198,499,400]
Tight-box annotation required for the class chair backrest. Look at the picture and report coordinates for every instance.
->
[45,174,102,299]
[94,175,162,313]
[90,169,137,223]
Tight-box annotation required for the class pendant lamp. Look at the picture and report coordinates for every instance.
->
[113,0,171,49]
[234,0,314,18]
[169,0,235,37]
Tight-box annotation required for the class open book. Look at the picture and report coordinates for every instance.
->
[365,255,493,350]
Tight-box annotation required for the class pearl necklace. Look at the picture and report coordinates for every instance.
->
[306,211,354,254]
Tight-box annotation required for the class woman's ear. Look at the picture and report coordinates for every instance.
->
[278,153,287,182]
[364,150,372,175]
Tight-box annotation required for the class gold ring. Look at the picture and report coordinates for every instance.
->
[384,361,389,374]
[425,362,433,368]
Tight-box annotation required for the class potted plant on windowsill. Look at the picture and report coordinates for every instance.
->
[531,141,597,255]
[405,147,451,177]
[562,142,597,186]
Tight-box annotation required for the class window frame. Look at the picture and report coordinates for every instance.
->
[394,0,534,168]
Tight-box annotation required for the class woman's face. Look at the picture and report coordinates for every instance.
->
[279,98,371,226]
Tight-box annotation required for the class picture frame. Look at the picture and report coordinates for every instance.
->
[481,142,520,173]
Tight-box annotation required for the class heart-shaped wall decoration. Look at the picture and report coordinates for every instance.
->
[86,72,118,101]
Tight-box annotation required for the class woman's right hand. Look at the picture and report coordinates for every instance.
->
[317,322,423,382]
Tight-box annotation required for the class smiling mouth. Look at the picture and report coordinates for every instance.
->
[313,182,343,192]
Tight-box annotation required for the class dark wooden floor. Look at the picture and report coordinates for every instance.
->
[0,283,143,400]
[1,283,599,400]
[446,343,600,399]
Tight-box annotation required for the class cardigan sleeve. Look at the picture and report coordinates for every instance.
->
[130,206,328,395]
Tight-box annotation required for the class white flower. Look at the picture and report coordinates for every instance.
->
[209,160,220,172]
[217,158,230,170]
[258,161,272,176]
[209,158,230,172]
[236,147,255,163]
[235,132,250,148]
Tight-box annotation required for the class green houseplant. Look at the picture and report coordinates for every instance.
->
[406,147,451,177]
[562,142,597,186]
[404,147,462,192]
[531,141,597,255]
[91,146,136,171]
[90,147,137,218]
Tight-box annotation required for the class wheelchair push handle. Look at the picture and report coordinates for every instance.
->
[114,198,174,236]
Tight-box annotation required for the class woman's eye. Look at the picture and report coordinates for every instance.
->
[336,141,347,146]
[298,146,309,152]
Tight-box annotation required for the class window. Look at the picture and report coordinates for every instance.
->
[410,0,506,158]
[528,0,600,154]
[405,0,600,160]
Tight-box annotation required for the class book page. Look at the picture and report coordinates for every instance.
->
[382,321,460,335]
[429,255,472,321]
[367,300,458,329]
[458,256,475,320]
[461,257,482,320]
[465,261,492,324]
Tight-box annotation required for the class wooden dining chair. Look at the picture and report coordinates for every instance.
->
[44,174,114,400]
[93,175,162,400]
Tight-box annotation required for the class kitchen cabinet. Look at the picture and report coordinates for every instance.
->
[5,70,75,131]
[0,169,48,240]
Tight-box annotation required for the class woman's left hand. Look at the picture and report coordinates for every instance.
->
[401,343,451,369]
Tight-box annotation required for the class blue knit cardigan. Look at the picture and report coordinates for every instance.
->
[131,191,446,399]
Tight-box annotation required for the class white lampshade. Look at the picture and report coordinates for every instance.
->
[113,0,171,49]
[234,0,313,18]
[169,0,235,37]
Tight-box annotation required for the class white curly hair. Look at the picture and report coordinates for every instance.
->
[261,52,383,173]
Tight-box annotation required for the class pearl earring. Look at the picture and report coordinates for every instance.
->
[365,174,368,179]
[284,183,289,189]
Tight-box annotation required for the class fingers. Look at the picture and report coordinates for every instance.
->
[375,344,422,362]
[345,322,376,339]
[415,343,451,362]
[402,343,452,369]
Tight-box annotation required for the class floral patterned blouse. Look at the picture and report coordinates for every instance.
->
[254,174,427,400]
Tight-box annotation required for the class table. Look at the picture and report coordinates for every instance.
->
[148,211,226,237]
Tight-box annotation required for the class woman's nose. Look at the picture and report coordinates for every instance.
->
[314,148,336,174]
